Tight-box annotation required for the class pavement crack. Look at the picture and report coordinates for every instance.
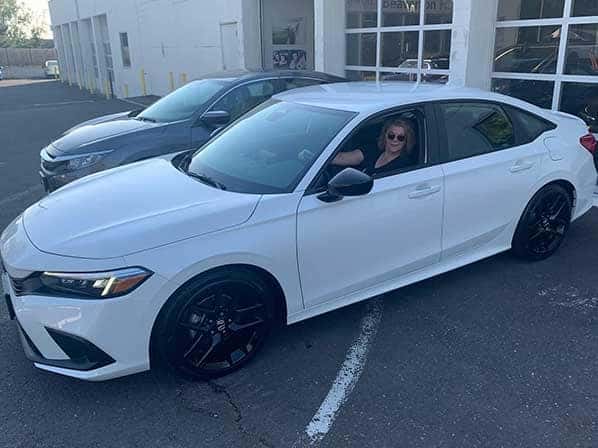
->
[207,380,274,448]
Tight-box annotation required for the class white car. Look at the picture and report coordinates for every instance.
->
[43,60,59,78]
[1,83,597,381]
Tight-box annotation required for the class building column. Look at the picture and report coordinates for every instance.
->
[450,0,499,89]
[314,0,346,76]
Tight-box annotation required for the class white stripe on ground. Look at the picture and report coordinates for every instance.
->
[0,185,44,208]
[32,100,96,107]
[299,298,384,446]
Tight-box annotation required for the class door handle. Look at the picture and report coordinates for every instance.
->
[510,161,534,173]
[408,184,441,199]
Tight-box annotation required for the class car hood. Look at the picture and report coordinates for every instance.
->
[23,159,261,259]
[61,110,136,135]
[51,117,162,155]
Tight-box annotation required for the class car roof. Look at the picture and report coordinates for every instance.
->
[273,81,538,114]
[197,69,346,84]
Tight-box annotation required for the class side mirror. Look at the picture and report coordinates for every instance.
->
[317,168,373,203]
[201,110,231,128]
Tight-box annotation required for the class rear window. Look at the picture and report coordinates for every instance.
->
[438,102,516,161]
[506,106,556,144]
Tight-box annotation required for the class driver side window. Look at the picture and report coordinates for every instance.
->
[210,80,278,122]
[314,109,426,190]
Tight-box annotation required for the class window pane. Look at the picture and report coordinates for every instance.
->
[212,80,277,121]
[425,0,453,24]
[346,33,377,66]
[382,0,420,27]
[572,0,598,17]
[497,0,564,20]
[423,30,451,69]
[492,78,555,109]
[565,24,598,76]
[119,33,131,68]
[381,31,419,68]
[439,103,515,160]
[561,82,598,132]
[346,70,377,81]
[494,26,560,73]
[346,0,378,28]
[505,106,555,144]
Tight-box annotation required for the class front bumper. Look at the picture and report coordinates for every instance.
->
[2,268,166,381]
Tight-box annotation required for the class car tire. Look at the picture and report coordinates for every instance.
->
[151,268,275,380]
[512,183,572,261]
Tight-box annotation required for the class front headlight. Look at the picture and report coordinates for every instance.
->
[17,267,153,299]
[67,151,111,170]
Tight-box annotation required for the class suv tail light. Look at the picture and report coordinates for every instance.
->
[580,133,597,154]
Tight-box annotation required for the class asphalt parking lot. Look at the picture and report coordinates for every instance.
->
[1,79,598,448]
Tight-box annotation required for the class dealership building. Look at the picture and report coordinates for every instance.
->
[48,0,598,129]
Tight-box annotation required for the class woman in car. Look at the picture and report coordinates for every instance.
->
[332,118,417,175]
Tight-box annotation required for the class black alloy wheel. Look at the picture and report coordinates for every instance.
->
[512,184,572,261]
[153,270,274,380]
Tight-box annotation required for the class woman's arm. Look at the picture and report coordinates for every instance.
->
[332,149,365,166]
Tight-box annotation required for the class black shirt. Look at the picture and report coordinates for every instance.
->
[359,146,415,176]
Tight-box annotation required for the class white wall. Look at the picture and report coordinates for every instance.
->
[49,0,247,97]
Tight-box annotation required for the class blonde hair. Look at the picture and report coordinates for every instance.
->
[377,119,416,154]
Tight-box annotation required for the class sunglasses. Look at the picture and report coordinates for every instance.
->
[387,132,406,142]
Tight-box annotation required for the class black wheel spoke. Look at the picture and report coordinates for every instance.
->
[183,332,206,359]
[192,333,222,367]
[229,318,265,333]
[235,303,265,316]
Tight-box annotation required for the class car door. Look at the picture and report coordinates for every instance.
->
[296,107,444,309]
[436,101,546,260]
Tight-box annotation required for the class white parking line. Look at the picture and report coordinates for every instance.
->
[32,100,96,108]
[296,297,384,447]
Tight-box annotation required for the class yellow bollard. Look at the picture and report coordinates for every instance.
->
[124,83,129,98]
[179,73,187,86]
[169,71,175,92]
[105,79,110,99]
[140,68,147,96]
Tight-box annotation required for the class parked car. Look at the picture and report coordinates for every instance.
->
[0,66,4,80]
[3,83,596,381]
[380,57,449,83]
[39,70,345,192]
[43,60,59,78]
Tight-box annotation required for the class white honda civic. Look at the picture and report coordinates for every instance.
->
[2,83,597,381]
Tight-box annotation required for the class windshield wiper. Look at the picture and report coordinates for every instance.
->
[187,171,227,190]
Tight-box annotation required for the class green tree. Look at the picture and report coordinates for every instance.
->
[0,0,40,47]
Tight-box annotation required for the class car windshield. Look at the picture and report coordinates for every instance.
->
[138,79,230,122]
[186,100,355,194]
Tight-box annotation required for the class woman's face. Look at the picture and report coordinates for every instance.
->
[384,125,407,154]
